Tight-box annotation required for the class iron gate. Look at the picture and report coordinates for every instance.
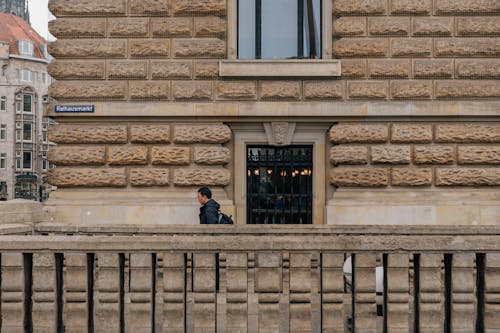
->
[246,145,313,224]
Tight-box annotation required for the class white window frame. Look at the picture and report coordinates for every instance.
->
[1,65,6,77]
[0,153,6,169]
[23,94,32,113]
[20,69,33,82]
[22,123,32,142]
[0,96,6,111]
[22,151,32,170]
[0,124,6,141]
[18,40,34,57]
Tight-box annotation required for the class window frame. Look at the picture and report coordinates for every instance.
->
[0,153,6,169]
[18,40,34,57]
[20,69,33,82]
[0,96,6,111]
[22,151,32,170]
[0,124,6,141]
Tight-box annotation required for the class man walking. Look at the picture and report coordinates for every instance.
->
[197,187,220,224]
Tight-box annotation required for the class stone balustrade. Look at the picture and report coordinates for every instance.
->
[0,224,499,332]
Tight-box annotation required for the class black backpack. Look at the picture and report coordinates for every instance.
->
[218,211,234,224]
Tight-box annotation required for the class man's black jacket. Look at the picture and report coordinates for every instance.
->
[199,199,220,224]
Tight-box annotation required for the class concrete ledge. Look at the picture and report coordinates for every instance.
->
[219,60,341,77]
[0,199,46,225]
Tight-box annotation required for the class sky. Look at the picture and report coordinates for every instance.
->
[28,0,55,41]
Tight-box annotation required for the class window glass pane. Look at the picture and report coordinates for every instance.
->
[23,123,32,141]
[261,0,298,59]
[0,124,6,140]
[23,95,31,112]
[238,0,256,59]
[0,97,5,111]
[303,0,321,58]
[23,151,31,169]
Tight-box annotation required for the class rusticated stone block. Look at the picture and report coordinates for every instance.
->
[108,18,148,37]
[151,17,192,37]
[435,124,500,143]
[129,39,170,58]
[413,146,455,164]
[435,38,500,57]
[304,81,345,99]
[330,146,368,165]
[48,124,127,144]
[333,17,366,36]
[108,146,148,165]
[173,168,230,186]
[457,17,500,36]
[151,60,192,79]
[172,81,212,100]
[260,81,301,100]
[330,124,388,143]
[195,17,226,37]
[151,147,190,165]
[49,81,127,100]
[390,0,432,14]
[48,39,126,58]
[334,0,387,15]
[173,38,226,58]
[456,60,500,79]
[173,0,226,15]
[129,81,171,100]
[436,168,500,186]
[217,81,257,100]
[48,146,106,165]
[130,125,170,143]
[392,124,432,143]
[369,17,409,35]
[129,0,168,14]
[391,38,432,57]
[130,168,170,186]
[348,81,388,99]
[49,18,105,38]
[333,38,388,57]
[195,60,219,78]
[48,167,126,187]
[194,147,231,165]
[414,59,453,78]
[458,146,500,164]
[174,124,231,144]
[413,18,453,36]
[108,60,147,79]
[391,81,432,99]
[371,146,411,164]
[368,59,410,78]
[392,167,432,186]
[435,0,500,14]
[341,59,367,78]
[48,0,125,15]
[48,60,105,80]
[435,81,500,99]
[330,167,389,187]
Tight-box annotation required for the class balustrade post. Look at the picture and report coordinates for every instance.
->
[0,253,25,332]
[63,253,88,332]
[321,253,346,333]
[162,253,186,333]
[255,252,282,332]
[419,254,444,332]
[452,254,476,332]
[386,254,410,333]
[32,253,56,333]
[354,253,377,333]
[289,253,313,332]
[192,253,216,332]
[94,253,120,333]
[485,253,500,332]
[125,253,152,332]
[226,252,248,332]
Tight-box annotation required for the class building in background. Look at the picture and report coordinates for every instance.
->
[0,12,53,201]
[0,0,29,23]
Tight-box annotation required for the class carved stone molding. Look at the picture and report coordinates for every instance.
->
[264,122,296,146]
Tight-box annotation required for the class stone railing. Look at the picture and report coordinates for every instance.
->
[0,225,499,332]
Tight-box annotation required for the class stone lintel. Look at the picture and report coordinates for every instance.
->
[219,60,341,77]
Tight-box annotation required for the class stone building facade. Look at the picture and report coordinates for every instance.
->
[46,0,500,225]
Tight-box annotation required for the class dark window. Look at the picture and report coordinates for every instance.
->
[23,151,31,169]
[247,145,313,224]
[238,0,321,59]
[23,94,32,112]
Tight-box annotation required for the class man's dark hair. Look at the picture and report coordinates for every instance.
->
[198,187,212,199]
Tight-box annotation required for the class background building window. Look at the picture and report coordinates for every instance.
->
[20,69,32,82]
[0,153,6,169]
[0,96,5,111]
[238,0,321,59]
[1,65,6,77]
[23,94,32,112]
[18,40,34,57]
[23,123,32,141]
[23,151,31,169]
[0,124,6,140]
[16,158,21,170]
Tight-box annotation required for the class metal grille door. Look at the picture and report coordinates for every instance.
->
[246,145,313,224]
